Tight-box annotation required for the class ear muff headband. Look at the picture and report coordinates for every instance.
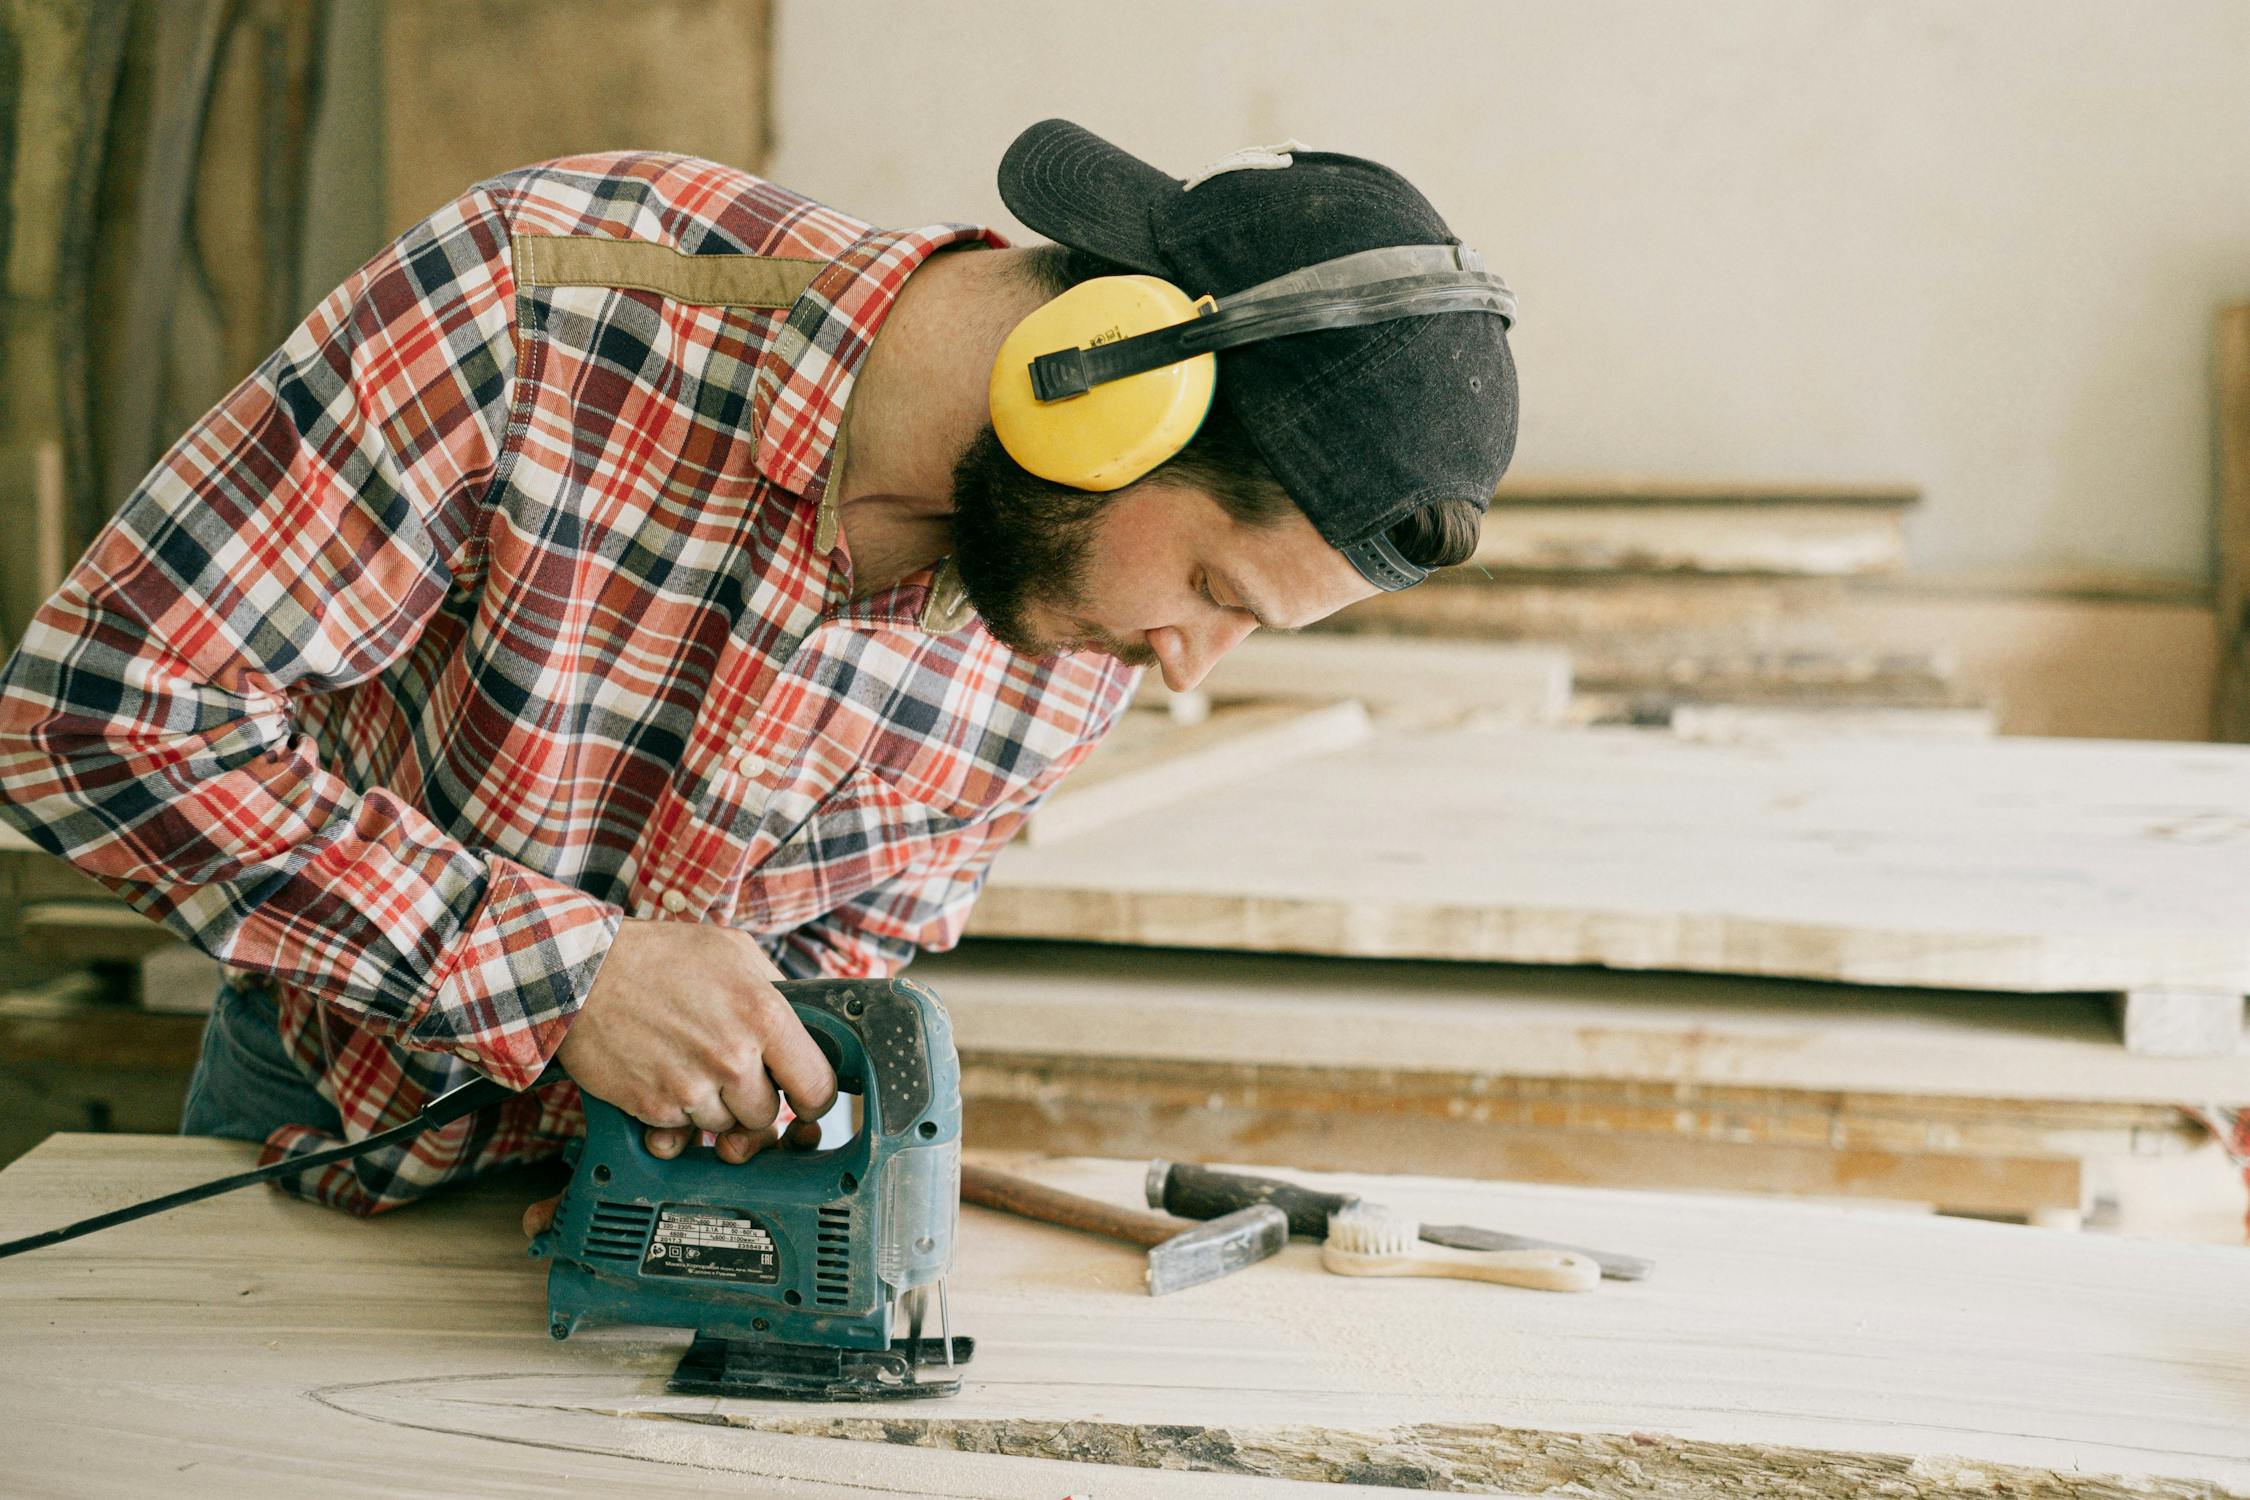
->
[988,242,1514,494]
[1027,244,1515,402]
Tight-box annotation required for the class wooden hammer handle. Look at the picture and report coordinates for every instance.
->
[960,1163,1183,1248]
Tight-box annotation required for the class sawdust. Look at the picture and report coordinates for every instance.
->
[640,1410,2249,1499]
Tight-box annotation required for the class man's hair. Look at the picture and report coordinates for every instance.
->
[1015,245,1482,570]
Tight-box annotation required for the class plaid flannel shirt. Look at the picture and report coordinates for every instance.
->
[0,153,1134,1213]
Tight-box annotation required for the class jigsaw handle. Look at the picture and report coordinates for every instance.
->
[771,978,961,1295]
[773,976,956,1143]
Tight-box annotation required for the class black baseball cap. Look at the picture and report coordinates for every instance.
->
[997,119,1518,591]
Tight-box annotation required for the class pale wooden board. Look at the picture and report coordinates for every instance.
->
[1491,476,1921,508]
[1023,700,1372,846]
[961,1074,2101,1219]
[972,725,2250,1000]
[0,1137,1391,1500]
[1175,635,1573,719]
[4,1136,2248,1497]
[1329,571,2218,741]
[1472,501,1906,575]
[909,942,2250,1105]
[1665,702,1997,743]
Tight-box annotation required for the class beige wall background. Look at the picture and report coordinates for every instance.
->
[768,0,2250,585]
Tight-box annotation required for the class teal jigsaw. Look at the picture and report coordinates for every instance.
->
[529,976,971,1401]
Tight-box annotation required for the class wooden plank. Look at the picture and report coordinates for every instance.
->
[1827,590,2218,742]
[0,981,201,1166]
[970,725,2250,1015]
[2219,304,2250,741]
[1492,476,1921,508]
[955,1048,2175,1216]
[1177,634,1572,719]
[1023,700,1370,846]
[1473,500,1907,575]
[5,1136,2248,1496]
[912,942,2250,1105]
[1665,702,1997,743]
[961,1075,2094,1218]
[2119,988,2249,1059]
[1329,571,2218,741]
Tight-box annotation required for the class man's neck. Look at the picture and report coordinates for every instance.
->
[831,246,1049,598]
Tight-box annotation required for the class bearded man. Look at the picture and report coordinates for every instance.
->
[0,120,1517,1216]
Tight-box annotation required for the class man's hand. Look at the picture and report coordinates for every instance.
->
[557,918,838,1165]
[524,921,835,1237]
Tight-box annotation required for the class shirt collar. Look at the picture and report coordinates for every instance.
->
[750,221,1003,515]
[750,221,1004,635]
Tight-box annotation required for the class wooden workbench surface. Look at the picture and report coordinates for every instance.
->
[3,1136,2247,1498]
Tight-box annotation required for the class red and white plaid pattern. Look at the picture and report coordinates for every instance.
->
[0,154,1133,1212]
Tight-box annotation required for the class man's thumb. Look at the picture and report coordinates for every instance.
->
[522,1194,561,1237]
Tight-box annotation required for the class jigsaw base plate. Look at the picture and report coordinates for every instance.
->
[667,1332,977,1402]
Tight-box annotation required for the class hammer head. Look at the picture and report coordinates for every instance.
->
[1145,1203,1290,1295]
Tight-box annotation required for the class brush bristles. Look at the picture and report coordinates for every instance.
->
[1325,1205,1420,1256]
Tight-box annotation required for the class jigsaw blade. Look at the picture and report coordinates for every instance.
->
[904,1287,928,1372]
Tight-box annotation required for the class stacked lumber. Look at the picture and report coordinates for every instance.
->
[6,1135,2248,1496]
[916,941,2238,1233]
[1294,476,2215,742]
[963,719,2250,1226]
[1469,475,1918,575]
[978,724,2250,1046]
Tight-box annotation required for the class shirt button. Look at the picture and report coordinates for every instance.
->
[660,889,688,915]
[735,746,767,778]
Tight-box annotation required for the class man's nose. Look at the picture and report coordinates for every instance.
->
[1148,613,1258,693]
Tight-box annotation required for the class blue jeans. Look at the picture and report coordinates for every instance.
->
[179,975,341,1141]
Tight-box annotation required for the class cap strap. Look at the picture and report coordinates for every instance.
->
[1338,529,1429,593]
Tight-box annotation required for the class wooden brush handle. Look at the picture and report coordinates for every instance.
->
[1326,1243,1602,1293]
[1423,1245,1601,1292]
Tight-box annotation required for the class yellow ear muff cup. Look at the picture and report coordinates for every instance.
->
[988,275,1219,492]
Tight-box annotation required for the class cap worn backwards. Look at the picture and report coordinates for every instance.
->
[997,118,1518,592]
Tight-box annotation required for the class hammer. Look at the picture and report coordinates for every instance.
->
[960,1162,1287,1295]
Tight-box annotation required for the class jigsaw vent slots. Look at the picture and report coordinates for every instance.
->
[586,1203,656,1264]
[816,1204,853,1306]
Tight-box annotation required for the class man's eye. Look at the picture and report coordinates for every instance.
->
[1197,575,1221,609]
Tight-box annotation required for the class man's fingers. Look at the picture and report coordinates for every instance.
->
[757,994,840,1122]
[720,1069,781,1135]
[715,1124,775,1164]
[783,1115,825,1151]
[683,1099,741,1136]
[644,1124,692,1159]
[523,1194,561,1237]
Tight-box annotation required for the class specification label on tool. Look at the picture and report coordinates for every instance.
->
[643,1205,780,1285]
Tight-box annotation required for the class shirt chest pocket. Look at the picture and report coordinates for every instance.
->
[733,768,963,933]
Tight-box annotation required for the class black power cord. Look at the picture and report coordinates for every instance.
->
[0,1074,517,1260]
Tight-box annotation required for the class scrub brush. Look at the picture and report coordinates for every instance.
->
[1322,1205,1600,1292]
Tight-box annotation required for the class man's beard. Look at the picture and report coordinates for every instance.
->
[947,423,1158,668]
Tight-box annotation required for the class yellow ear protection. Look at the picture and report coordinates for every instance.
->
[988,243,1516,492]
